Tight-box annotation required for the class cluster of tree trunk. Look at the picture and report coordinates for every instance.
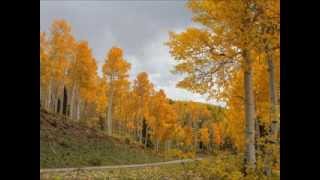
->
[40,84,97,122]
[40,85,68,116]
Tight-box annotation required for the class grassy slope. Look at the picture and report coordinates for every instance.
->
[40,109,164,168]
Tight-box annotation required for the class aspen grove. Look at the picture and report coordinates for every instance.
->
[40,20,225,154]
[40,0,279,178]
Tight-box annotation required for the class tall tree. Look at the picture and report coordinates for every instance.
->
[40,32,51,109]
[68,41,98,120]
[48,20,76,114]
[148,90,177,152]
[166,0,280,172]
[95,77,108,130]
[113,78,130,135]
[102,47,131,136]
[255,1,280,174]
[132,72,154,145]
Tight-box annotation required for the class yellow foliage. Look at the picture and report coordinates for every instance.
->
[103,47,131,81]
[212,123,222,145]
[199,127,209,145]
[95,78,108,117]
[40,0,280,165]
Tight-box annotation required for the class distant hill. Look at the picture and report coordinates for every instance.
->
[40,109,165,168]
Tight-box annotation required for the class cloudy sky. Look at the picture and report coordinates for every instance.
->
[40,0,219,105]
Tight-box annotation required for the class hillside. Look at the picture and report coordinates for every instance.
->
[40,109,165,168]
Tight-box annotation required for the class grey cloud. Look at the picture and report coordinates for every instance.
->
[41,1,192,60]
[41,1,219,105]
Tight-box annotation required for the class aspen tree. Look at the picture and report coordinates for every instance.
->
[102,47,131,136]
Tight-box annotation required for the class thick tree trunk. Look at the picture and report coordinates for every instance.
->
[264,52,279,176]
[243,49,256,172]
[107,88,114,136]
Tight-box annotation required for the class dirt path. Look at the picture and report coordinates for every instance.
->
[40,158,203,173]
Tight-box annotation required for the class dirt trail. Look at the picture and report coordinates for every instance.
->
[40,158,204,173]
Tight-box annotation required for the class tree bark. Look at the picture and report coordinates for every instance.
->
[243,49,256,172]
[264,51,279,176]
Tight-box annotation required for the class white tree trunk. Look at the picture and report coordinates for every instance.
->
[243,49,256,172]
[264,52,279,176]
